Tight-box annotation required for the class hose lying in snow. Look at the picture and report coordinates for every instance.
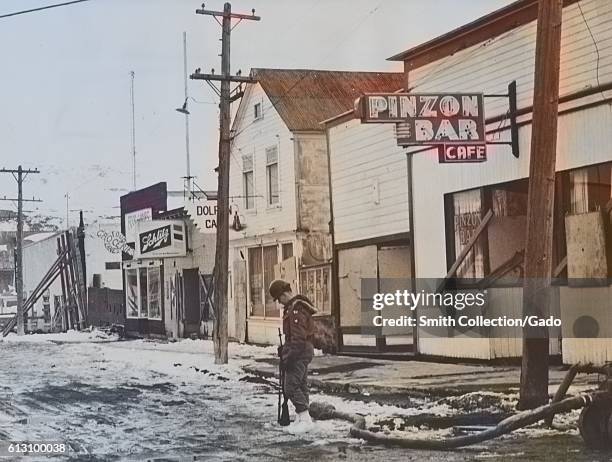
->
[309,391,611,450]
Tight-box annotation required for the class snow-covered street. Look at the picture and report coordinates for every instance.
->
[0,334,604,461]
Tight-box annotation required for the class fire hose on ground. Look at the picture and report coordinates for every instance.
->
[309,391,612,450]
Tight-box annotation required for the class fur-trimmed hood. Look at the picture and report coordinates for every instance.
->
[286,294,317,315]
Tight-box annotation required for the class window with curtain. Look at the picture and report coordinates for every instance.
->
[148,267,161,320]
[126,269,139,318]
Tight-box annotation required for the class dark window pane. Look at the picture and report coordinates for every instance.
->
[249,247,264,316]
[263,245,279,317]
[139,267,148,318]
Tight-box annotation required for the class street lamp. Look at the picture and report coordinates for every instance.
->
[176,97,190,115]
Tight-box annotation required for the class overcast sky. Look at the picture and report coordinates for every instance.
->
[0,0,513,227]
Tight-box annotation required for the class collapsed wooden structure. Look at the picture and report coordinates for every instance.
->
[1,230,86,337]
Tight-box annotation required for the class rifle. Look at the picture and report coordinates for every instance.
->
[278,328,290,426]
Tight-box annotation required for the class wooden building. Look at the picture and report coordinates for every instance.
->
[120,183,215,339]
[228,69,405,345]
[325,0,612,363]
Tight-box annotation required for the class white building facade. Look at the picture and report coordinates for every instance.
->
[228,69,404,345]
[394,0,612,362]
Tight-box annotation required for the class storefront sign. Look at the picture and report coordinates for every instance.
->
[134,220,186,259]
[194,201,218,233]
[438,144,487,163]
[185,200,245,234]
[97,229,134,256]
[125,208,152,244]
[357,92,488,164]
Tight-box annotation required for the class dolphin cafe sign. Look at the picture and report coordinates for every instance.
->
[356,85,519,164]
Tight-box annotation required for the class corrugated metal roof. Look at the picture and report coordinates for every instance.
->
[252,68,405,131]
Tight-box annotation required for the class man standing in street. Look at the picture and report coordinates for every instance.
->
[269,279,317,429]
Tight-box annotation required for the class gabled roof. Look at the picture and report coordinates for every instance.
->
[251,68,405,132]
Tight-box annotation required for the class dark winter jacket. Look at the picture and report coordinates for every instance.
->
[280,295,317,365]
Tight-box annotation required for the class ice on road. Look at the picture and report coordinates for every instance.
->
[0,333,603,461]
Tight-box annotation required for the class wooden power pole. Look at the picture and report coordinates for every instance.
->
[0,166,41,335]
[519,0,564,409]
[191,3,259,364]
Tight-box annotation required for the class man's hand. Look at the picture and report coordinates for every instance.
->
[277,345,284,358]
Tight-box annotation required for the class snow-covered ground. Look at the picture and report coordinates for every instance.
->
[0,332,601,461]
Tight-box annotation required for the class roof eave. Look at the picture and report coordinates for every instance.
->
[388,0,537,62]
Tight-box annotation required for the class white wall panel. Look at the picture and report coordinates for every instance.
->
[229,84,297,238]
[329,119,409,244]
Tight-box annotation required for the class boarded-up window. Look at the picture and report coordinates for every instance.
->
[487,180,528,278]
[249,247,264,316]
[452,189,484,279]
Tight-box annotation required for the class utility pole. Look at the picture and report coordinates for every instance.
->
[182,31,192,198]
[191,2,259,364]
[0,166,41,335]
[519,0,564,409]
[65,193,70,228]
[130,70,137,191]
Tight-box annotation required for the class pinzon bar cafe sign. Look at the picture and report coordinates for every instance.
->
[356,93,487,164]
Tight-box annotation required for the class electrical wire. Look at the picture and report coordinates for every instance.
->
[229,2,386,142]
[0,0,92,19]
[576,1,608,105]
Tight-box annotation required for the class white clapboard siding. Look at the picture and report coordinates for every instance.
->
[229,83,297,238]
[412,98,612,282]
[408,0,612,119]
[407,0,612,358]
[328,119,409,245]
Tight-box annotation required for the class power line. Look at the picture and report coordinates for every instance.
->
[0,0,92,19]
[229,3,386,142]
[576,1,607,106]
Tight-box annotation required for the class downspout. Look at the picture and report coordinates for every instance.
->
[406,150,418,355]
[325,126,342,352]
[292,134,302,233]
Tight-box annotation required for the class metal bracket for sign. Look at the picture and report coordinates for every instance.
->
[484,80,519,158]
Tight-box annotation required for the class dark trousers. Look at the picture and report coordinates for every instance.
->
[284,358,310,413]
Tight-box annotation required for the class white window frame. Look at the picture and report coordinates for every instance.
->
[265,145,280,206]
[246,242,286,320]
[242,154,255,210]
[254,102,263,121]
[125,264,162,320]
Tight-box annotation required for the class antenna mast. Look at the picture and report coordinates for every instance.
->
[130,70,137,190]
